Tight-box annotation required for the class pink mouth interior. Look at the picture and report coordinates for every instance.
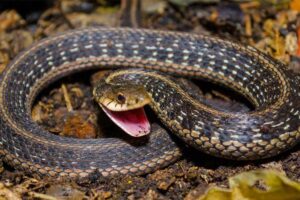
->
[101,106,151,137]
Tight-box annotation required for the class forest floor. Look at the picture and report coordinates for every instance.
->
[0,0,299,199]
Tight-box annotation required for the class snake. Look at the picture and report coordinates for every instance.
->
[0,27,300,181]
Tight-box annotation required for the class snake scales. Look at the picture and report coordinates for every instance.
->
[0,27,300,180]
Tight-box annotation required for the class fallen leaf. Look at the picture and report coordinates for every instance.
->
[0,10,25,32]
[198,170,300,200]
[290,0,300,11]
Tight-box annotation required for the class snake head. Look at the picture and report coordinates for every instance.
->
[93,82,151,111]
[93,81,151,137]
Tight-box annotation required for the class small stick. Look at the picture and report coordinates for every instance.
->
[62,84,73,112]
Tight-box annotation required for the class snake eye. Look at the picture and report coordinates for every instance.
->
[117,93,126,103]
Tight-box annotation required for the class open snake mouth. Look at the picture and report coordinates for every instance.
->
[101,105,151,137]
[93,81,152,137]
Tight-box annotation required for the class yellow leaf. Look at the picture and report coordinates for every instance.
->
[198,170,300,200]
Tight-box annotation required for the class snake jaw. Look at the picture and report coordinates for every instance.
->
[100,105,151,137]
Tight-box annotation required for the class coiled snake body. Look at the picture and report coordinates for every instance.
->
[0,27,300,180]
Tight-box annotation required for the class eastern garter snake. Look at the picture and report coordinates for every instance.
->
[0,27,300,180]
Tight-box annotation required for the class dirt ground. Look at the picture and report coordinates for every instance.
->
[0,0,299,199]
